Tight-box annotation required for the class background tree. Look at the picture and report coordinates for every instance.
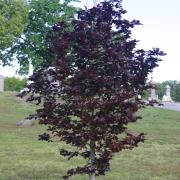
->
[19,0,165,179]
[156,80,180,102]
[174,83,180,102]
[4,77,27,91]
[0,0,28,62]
[2,0,78,74]
[155,82,165,100]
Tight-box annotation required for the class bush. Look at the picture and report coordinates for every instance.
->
[4,77,27,92]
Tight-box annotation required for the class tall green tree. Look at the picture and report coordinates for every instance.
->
[156,80,180,102]
[174,83,180,102]
[155,82,165,100]
[2,0,78,74]
[4,77,27,91]
[0,0,28,62]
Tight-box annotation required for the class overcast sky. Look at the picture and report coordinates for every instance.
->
[0,0,179,82]
[122,0,180,82]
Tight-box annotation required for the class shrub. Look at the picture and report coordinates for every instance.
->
[4,77,27,92]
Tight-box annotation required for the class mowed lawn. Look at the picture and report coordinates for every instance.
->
[0,92,180,180]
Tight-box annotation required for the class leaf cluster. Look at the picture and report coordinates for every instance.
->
[2,0,78,74]
[4,77,27,91]
[0,0,28,59]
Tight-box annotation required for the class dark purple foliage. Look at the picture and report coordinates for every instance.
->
[18,0,165,179]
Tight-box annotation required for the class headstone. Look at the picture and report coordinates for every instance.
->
[148,77,158,101]
[149,88,158,101]
[0,75,4,92]
[162,85,173,102]
[16,119,35,127]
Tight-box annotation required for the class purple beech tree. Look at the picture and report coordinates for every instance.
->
[19,0,165,179]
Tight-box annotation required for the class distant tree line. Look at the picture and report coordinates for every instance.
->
[156,81,180,102]
[5,77,180,103]
[4,77,27,92]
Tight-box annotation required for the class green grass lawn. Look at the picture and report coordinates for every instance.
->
[0,92,180,180]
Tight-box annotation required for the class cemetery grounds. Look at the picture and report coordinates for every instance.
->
[0,92,180,180]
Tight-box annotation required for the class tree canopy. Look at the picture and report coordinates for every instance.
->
[0,0,28,61]
[2,0,78,74]
[156,80,180,102]
[4,77,27,91]
[19,0,165,179]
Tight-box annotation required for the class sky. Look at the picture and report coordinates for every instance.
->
[122,0,180,82]
[0,0,180,82]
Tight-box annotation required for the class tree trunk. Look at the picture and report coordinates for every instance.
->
[90,173,95,180]
[89,140,96,180]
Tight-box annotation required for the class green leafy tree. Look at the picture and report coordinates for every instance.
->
[2,0,78,74]
[0,0,28,62]
[174,83,180,102]
[4,77,27,91]
[155,83,165,100]
[156,80,180,102]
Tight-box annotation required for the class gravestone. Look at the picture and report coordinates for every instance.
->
[148,77,158,101]
[0,75,4,92]
[16,119,35,127]
[162,85,173,102]
[149,88,158,101]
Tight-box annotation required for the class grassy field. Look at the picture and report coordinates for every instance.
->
[0,92,180,180]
